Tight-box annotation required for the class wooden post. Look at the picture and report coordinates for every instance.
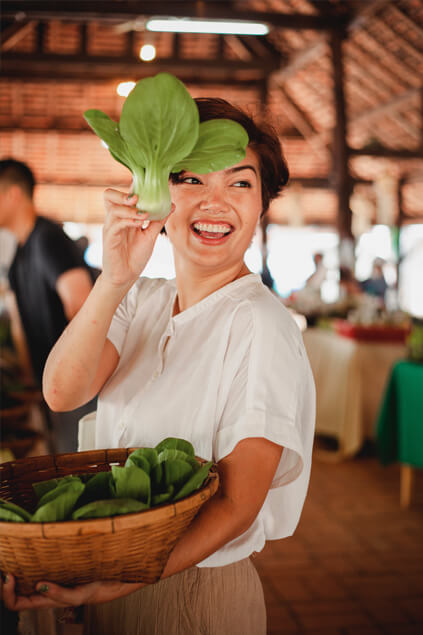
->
[330,29,354,268]
[259,78,275,290]
[394,177,405,291]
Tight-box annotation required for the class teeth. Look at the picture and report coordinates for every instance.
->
[193,222,231,234]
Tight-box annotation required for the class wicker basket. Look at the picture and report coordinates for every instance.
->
[0,448,219,595]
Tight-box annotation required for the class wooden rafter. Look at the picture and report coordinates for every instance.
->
[0,51,280,81]
[272,85,331,162]
[386,3,423,43]
[350,147,423,160]
[1,19,37,51]
[1,1,347,30]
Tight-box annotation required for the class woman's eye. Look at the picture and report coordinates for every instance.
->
[232,180,251,188]
[181,176,201,185]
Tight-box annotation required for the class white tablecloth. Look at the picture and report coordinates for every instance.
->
[303,328,407,459]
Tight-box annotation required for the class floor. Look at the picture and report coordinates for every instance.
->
[254,445,423,634]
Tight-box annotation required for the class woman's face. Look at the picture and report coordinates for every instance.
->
[166,147,262,274]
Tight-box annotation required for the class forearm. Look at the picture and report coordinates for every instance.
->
[43,273,131,410]
[161,490,254,579]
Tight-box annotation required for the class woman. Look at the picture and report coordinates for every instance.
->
[1,99,315,634]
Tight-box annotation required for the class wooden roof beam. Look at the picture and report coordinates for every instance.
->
[273,86,331,162]
[349,147,423,160]
[0,51,279,80]
[1,18,37,51]
[2,1,347,30]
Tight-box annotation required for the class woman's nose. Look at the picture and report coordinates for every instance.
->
[199,185,229,212]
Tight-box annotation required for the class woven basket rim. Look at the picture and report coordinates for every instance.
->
[0,448,219,538]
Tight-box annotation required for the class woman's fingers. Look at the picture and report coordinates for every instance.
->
[103,188,174,225]
[1,574,144,610]
[34,580,100,606]
[1,574,63,611]
[103,188,136,207]
[143,203,176,240]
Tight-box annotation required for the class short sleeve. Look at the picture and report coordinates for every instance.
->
[38,222,86,289]
[214,299,310,489]
[106,279,142,354]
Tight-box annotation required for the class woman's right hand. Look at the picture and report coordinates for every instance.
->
[102,189,173,289]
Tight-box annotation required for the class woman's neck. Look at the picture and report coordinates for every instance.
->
[173,260,251,315]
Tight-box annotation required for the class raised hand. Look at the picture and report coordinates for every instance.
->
[102,189,173,289]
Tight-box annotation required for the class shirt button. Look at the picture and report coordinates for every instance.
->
[119,420,125,431]
[152,370,160,380]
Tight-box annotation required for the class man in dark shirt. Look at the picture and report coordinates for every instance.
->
[0,158,95,453]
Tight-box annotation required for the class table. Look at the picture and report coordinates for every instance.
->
[377,360,423,507]
[302,328,407,459]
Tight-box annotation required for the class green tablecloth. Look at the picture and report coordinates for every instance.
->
[377,360,423,467]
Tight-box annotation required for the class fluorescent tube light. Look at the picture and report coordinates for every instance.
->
[146,17,269,36]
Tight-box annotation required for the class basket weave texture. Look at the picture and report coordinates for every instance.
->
[0,448,219,595]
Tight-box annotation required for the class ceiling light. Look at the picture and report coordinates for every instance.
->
[140,43,156,61]
[146,17,269,36]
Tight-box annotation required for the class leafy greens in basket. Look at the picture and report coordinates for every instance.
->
[84,72,249,220]
[0,438,213,523]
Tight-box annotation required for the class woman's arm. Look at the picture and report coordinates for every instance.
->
[162,436,283,577]
[43,189,171,411]
[43,274,127,410]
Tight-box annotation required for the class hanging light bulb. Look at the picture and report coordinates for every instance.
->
[140,43,156,61]
[116,81,136,97]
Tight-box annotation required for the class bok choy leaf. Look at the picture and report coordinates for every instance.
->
[84,73,248,220]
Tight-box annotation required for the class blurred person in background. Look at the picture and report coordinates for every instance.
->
[305,252,327,292]
[0,158,96,453]
[360,258,388,304]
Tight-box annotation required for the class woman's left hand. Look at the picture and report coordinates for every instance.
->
[1,573,144,610]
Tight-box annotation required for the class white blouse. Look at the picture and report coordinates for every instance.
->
[96,274,315,567]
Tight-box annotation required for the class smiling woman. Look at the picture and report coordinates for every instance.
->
[2,97,315,635]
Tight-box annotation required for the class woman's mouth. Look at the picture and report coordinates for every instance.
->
[191,221,233,242]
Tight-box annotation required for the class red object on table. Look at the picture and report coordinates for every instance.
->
[334,320,410,342]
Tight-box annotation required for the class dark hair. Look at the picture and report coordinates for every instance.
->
[170,97,289,215]
[0,158,35,199]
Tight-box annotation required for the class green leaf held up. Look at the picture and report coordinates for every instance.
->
[84,73,249,220]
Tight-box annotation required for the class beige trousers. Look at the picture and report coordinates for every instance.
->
[83,558,266,635]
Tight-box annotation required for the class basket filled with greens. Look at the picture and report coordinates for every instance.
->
[0,439,218,594]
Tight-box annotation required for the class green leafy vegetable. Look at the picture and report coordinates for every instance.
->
[127,448,159,473]
[36,476,82,509]
[32,475,79,501]
[112,464,150,506]
[156,438,195,457]
[72,498,148,520]
[163,459,194,491]
[76,471,116,508]
[0,499,32,522]
[125,455,151,474]
[151,486,174,506]
[1,438,214,523]
[173,461,213,501]
[84,72,249,220]
[31,480,85,522]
